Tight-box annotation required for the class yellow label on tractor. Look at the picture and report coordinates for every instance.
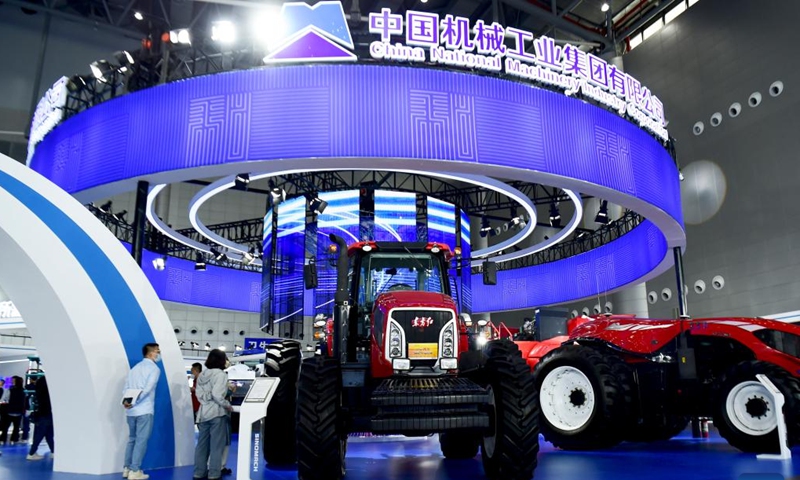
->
[408,343,438,359]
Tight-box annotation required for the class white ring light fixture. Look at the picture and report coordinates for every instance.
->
[173,168,582,267]
[184,169,543,264]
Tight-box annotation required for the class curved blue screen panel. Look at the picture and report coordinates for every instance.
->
[469,220,667,312]
[30,64,682,228]
[31,64,683,310]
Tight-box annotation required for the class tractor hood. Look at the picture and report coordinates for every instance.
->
[374,290,457,315]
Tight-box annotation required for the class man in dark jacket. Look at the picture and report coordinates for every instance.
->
[27,376,54,460]
[0,377,25,444]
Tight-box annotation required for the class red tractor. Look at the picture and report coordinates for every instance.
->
[263,235,539,480]
[533,314,800,453]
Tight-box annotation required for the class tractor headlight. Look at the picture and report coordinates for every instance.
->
[441,323,456,358]
[390,323,402,358]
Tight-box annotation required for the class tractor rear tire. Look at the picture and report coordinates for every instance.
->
[714,360,800,453]
[262,340,302,466]
[533,345,632,450]
[296,356,346,480]
[439,432,480,459]
[479,340,539,480]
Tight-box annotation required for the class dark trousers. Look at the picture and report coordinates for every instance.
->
[0,414,22,443]
[21,413,30,440]
[29,414,54,455]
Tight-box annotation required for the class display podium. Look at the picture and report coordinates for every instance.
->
[236,377,281,480]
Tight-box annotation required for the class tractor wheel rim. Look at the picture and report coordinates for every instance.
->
[725,380,776,437]
[540,365,596,432]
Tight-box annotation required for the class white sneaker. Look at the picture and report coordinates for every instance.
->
[27,453,44,461]
[123,467,130,478]
[128,471,149,480]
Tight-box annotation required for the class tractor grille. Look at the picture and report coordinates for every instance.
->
[391,310,453,344]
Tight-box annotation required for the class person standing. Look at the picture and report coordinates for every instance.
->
[0,378,8,446]
[190,363,202,423]
[122,343,161,480]
[0,377,24,445]
[27,376,54,460]
[193,349,232,480]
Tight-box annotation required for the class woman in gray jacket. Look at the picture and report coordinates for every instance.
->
[193,349,233,480]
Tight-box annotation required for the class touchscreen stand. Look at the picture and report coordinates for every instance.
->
[236,377,281,480]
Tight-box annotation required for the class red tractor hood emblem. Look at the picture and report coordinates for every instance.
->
[412,317,434,328]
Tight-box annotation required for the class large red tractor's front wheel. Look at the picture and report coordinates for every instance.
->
[479,340,540,480]
[296,356,347,480]
[262,340,302,466]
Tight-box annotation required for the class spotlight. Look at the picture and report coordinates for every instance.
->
[242,247,257,265]
[169,29,191,45]
[114,51,135,67]
[679,171,685,182]
[134,11,144,20]
[90,60,114,82]
[211,20,237,44]
[99,200,113,212]
[219,345,227,351]
[204,343,211,350]
[268,181,286,203]
[152,255,166,271]
[234,173,250,189]
[190,341,200,349]
[309,197,328,215]
[235,344,243,351]
[67,75,88,92]
[480,216,492,238]
[549,202,561,228]
[113,210,127,222]
[195,253,207,271]
[595,200,610,224]
[601,2,610,12]
[210,247,228,262]
[178,341,185,347]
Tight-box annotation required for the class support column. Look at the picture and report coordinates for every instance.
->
[673,247,689,318]
[131,180,149,266]
[611,283,649,318]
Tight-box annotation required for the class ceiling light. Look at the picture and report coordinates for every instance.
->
[218,345,226,351]
[595,200,610,224]
[99,200,113,212]
[210,246,228,262]
[253,5,286,50]
[234,173,250,189]
[134,11,144,20]
[204,343,211,350]
[152,255,166,271]
[113,210,128,222]
[195,253,207,271]
[601,3,610,12]
[268,181,286,203]
[178,341,185,347]
[190,341,200,349]
[309,197,328,215]
[480,216,492,238]
[114,50,135,66]
[169,29,191,45]
[235,344,243,351]
[242,247,256,265]
[90,60,114,82]
[549,202,561,228]
[211,20,236,44]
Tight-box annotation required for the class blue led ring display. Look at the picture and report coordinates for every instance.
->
[30,64,685,310]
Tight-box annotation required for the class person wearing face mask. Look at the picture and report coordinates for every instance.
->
[121,343,161,480]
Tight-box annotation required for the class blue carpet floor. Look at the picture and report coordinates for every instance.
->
[2,429,798,480]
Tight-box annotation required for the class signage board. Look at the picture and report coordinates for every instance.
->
[263,1,668,140]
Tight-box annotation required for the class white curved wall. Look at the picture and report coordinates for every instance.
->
[0,154,193,474]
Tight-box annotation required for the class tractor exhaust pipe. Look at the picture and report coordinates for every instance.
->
[329,234,350,363]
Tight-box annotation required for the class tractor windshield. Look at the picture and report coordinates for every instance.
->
[357,252,445,308]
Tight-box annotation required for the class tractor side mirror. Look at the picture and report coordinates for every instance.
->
[304,258,318,289]
[482,261,497,285]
